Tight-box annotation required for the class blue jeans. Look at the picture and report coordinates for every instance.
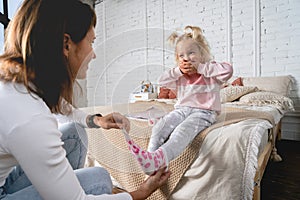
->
[0,123,113,199]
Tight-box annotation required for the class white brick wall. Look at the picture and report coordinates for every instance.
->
[85,0,300,110]
[260,0,300,109]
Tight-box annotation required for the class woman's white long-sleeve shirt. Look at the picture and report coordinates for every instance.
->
[0,82,131,200]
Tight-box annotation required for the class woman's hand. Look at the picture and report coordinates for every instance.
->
[179,61,197,75]
[95,112,130,132]
[129,167,171,200]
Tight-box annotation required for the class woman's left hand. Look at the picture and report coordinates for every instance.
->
[95,112,130,132]
[129,167,171,199]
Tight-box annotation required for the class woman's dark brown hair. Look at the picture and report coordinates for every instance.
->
[0,0,96,114]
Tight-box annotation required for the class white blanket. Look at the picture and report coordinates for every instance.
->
[170,119,273,200]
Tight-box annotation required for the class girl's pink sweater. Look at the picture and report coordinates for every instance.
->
[159,61,233,112]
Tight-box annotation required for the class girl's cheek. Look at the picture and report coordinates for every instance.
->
[191,56,200,63]
[178,57,184,62]
[190,55,197,59]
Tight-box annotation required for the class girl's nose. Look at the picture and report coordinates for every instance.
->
[183,55,189,61]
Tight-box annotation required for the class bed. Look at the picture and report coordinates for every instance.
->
[82,75,294,200]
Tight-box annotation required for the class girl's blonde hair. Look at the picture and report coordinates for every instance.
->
[168,25,212,63]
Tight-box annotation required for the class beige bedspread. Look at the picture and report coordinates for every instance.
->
[83,102,275,200]
[170,118,273,200]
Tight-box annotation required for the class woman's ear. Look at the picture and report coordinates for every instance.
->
[63,33,71,57]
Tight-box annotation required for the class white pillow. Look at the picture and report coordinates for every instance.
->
[239,91,295,111]
[242,76,292,96]
[220,86,258,103]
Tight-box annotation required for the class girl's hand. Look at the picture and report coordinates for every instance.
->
[179,61,197,75]
[95,112,130,132]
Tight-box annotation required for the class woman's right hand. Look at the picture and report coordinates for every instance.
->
[95,112,130,133]
[129,167,171,200]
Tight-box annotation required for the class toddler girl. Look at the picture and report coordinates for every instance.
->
[124,25,233,175]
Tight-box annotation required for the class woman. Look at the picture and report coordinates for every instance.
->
[0,0,170,199]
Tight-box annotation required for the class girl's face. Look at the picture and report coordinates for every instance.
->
[176,38,202,67]
[67,27,96,79]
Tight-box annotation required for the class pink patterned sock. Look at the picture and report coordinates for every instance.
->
[122,129,167,175]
